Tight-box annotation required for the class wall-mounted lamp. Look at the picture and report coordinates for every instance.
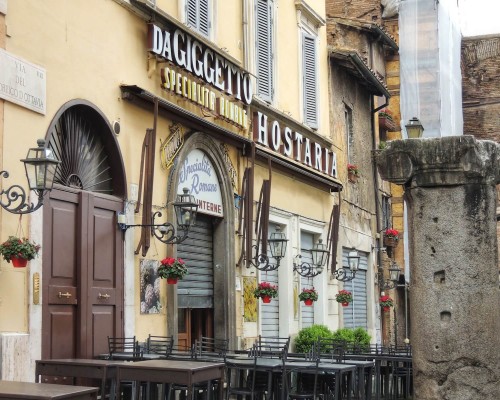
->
[377,261,402,290]
[405,117,424,139]
[333,250,360,282]
[0,139,60,214]
[233,193,242,209]
[118,188,198,244]
[293,239,329,278]
[248,227,288,272]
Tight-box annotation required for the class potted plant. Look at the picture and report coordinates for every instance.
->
[347,164,359,183]
[335,290,353,307]
[378,109,399,132]
[298,287,319,306]
[253,281,278,303]
[0,236,40,268]
[384,228,399,247]
[157,257,188,284]
[380,295,394,311]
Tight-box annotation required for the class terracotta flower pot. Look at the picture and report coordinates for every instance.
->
[11,256,28,268]
[303,299,314,306]
[167,277,178,284]
[383,236,398,247]
[342,302,349,307]
[383,306,391,312]
[261,296,271,304]
[348,171,358,183]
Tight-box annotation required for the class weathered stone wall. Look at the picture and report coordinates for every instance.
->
[377,136,500,400]
[461,35,500,141]
[326,0,382,22]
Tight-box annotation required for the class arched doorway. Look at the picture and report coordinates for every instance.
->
[41,100,126,360]
[167,133,237,349]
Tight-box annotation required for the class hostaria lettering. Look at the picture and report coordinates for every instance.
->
[253,111,338,178]
[148,23,253,105]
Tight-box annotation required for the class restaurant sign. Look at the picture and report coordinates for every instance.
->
[253,112,338,178]
[148,23,251,129]
[178,149,223,217]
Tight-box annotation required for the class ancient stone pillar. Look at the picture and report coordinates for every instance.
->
[376,136,500,400]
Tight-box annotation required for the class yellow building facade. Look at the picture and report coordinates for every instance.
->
[0,0,362,379]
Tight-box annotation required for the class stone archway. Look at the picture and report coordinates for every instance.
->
[40,100,127,362]
[166,132,237,349]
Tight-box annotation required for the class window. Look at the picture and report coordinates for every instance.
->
[302,32,318,129]
[345,104,354,163]
[255,0,274,102]
[186,0,210,37]
[381,196,392,231]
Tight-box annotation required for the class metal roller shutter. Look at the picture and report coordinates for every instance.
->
[177,215,214,308]
[342,249,368,329]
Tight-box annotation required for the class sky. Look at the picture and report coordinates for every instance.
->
[459,0,500,37]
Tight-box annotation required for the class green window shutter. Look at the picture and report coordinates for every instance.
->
[302,32,318,129]
[256,0,274,102]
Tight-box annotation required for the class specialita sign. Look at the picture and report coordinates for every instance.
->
[177,149,224,217]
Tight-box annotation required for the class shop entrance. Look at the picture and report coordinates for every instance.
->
[178,308,214,350]
[177,215,215,348]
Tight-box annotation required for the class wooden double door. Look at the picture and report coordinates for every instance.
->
[42,186,124,360]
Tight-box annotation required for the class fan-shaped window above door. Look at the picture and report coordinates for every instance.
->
[46,101,126,197]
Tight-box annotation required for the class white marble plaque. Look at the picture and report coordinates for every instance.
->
[0,49,46,114]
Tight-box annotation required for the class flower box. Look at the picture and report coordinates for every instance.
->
[379,116,399,132]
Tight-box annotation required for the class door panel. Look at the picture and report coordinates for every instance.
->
[43,187,124,361]
[49,310,76,359]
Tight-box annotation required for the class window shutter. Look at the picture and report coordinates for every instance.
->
[186,0,198,30]
[186,0,210,37]
[256,0,273,102]
[302,32,318,129]
[198,0,210,37]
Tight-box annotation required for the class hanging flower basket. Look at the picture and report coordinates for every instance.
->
[158,257,188,284]
[0,236,40,267]
[253,282,278,303]
[335,290,353,307]
[380,295,393,311]
[347,164,359,183]
[378,109,400,132]
[299,287,318,306]
[383,229,399,247]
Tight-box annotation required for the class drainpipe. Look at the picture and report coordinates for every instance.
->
[371,95,388,343]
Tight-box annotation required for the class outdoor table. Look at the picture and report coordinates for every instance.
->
[227,357,357,400]
[115,359,225,400]
[0,380,98,399]
[344,354,412,399]
[286,360,356,400]
[35,358,123,400]
[317,358,374,400]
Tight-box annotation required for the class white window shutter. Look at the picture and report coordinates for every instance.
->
[256,0,274,103]
[186,0,210,37]
[302,32,318,129]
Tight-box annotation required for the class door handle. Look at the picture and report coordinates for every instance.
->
[98,293,110,299]
[58,291,72,299]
